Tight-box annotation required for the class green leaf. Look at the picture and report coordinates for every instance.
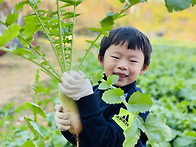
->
[158,141,172,147]
[85,40,94,44]
[102,31,110,37]
[22,140,36,147]
[113,13,127,20]
[123,119,140,147]
[15,1,28,13]
[30,122,45,147]
[12,48,32,56]
[108,74,119,85]
[88,27,109,37]
[24,117,39,137]
[128,0,147,6]
[173,135,196,147]
[33,84,47,93]
[98,80,111,90]
[143,113,172,144]
[17,36,29,48]
[99,75,119,90]
[0,23,21,47]
[91,72,103,84]
[164,0,193,12]
[5,13,19,26]
[88,27,103,33]
[119,0,125,3]
[60,0,82,6]
[21,15,40,39]
[100,12,115,31]
[24,117,45,147]
[102,88,124,104]
[23,102,47,118]
[127,91,152,113]
[193,0,196,6]
[10,47,42,60]
[184,130,196,137]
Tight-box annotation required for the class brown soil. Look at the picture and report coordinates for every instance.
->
[0,45,61,131]
[0,53,50,108]
[0,39,60,110]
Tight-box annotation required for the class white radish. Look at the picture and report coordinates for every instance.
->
[58,90,82,146]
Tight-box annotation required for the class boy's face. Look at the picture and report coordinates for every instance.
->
[98,44,148,87]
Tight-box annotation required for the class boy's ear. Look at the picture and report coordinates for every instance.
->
[140,65,149,75]
[98,53,104,66]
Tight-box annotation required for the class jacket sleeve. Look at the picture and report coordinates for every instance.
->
[61,130,77,145]
[76,93,125,147]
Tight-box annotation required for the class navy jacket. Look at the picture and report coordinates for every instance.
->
[61,81,148,147]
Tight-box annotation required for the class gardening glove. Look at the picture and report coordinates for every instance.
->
[58,70,93,101]
[55,104,71,131]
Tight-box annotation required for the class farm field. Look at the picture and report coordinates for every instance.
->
[0,38,196,146]
[0,0,196,146]
[138,39,196,147]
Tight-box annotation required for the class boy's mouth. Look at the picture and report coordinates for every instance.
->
[114,72,128,80]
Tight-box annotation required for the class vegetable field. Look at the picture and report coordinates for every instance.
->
[81,38,196,147]
[138,39,196,147]
[0,0,196,146]
[0,38,196,147]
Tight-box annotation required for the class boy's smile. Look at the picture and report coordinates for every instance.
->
[99,44,148,87]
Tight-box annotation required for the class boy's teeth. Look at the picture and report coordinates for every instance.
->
[119,74,125,77]
[114,73,126,77]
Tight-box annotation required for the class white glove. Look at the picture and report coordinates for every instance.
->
[55,104,71,131]
[58,71,93,101]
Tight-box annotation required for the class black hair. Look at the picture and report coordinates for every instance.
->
[99,26,152,66]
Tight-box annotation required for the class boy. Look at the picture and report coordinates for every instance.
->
[55,26,152,147]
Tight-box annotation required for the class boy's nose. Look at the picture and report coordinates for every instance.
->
[117,59,128,70]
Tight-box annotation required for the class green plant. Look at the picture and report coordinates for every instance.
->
[137,40,196,146]
[0,102,34,147]
[0,0,141,145]
[0,0,195,147]
[97,75,172,146]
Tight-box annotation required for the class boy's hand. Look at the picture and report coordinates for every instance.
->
[58,70,93,101]
[55,104,71,131]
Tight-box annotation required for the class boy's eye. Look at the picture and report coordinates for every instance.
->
[111,56,119,59]
[130,60,137,63]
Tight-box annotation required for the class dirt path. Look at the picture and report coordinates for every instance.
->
[0,52,49,108]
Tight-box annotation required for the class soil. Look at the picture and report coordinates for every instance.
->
[0,52,50,108]
[0,44,54,108]
[0,44,59,129]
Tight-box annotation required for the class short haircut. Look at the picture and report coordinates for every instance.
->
[99,26,152,66]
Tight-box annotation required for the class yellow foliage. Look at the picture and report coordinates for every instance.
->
[1,0,196,41]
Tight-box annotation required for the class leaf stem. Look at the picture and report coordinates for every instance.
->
[27,0,65,73]
[0,19,6,25]
[30,59,61,82]
[19,35,61,79]
[0,47,61,82]
[34,68,40,122]
[135,116,151,144]
[0,18,61,80]
[76,3,133,71]
[35,68,39,105]
[57,0,67,72]
[70,0,77,71]
[27,57,61,82]
[116,3,133,19]
[76,32,102,71]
